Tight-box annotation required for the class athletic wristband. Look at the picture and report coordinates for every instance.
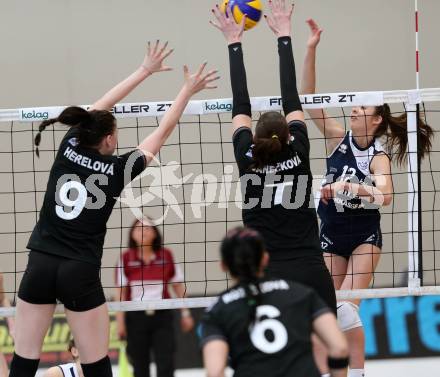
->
[327,356,349,369]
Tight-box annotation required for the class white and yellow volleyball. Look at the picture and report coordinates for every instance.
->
[220,0,263,31]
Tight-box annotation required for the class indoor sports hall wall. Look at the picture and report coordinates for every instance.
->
[1,0,440,108]
[1,0,440,300]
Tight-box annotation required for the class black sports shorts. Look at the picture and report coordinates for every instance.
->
[320,223,382,260]
[18,250,105,312]
[266,254,336,314]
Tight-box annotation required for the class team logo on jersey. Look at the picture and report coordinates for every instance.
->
[338,144,348,154]
[357,160,369,171]
[245,147,253,158]
[68,137,79,147]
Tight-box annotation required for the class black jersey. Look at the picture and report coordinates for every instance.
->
[199,278,330,377]
[318,131,386,234]
[233,120,321,260]
[27,128,146,265]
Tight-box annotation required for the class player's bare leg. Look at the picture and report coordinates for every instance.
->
[14,299,55,359]
[314,253,348,375]
[339,243,381,376]
[65,303,110,364]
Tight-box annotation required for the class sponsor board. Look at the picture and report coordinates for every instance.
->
[264,91,384,110]
[202,99,232,113]
[19,107,66,122]
[361,295,440,359]
[0,313,122,366]
[16,91,385,122]
[1,296,439,368]
[0,310,203,368]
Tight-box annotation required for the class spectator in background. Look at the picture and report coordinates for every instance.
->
[44,339,83,377]
[115,218,194,377]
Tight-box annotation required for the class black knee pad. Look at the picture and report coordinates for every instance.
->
[81,356,112,377]
[9,353,40,377]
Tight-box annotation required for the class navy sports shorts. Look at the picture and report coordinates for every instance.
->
[18,250,105,312]
[320,222,382,260]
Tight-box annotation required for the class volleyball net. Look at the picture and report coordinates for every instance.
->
[0,88,439,315]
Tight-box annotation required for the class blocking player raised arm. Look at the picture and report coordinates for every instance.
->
[137,63,219,163]
[210,3,252,133]
[91,40,173,111]
[300,19,345,153]
[265,0,304,124]
[10,38,218,376]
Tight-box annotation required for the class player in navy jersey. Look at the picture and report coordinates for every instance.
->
[301,19,433,377]
[210,2,335,309]
[199,227,348,377]
[9,41,219,377]
[44,339,82,377]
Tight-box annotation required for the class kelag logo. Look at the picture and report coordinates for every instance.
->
[21,110,49,120]
[361,295,440,359]
[204,100,232,113]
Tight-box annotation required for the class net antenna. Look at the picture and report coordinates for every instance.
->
[407,0,423,290]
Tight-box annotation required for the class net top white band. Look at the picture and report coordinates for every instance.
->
[1,286,440,317]
[1,88,440,123]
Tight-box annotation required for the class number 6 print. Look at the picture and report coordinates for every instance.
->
[249,305,288,354]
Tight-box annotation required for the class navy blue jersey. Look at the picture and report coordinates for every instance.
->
[199,278,330,377]
[318,131,387,234]
[233,120,321,260]
[27,128,146,265]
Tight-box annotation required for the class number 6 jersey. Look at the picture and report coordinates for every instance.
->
[27,128,146,265]
[199,278,330,377]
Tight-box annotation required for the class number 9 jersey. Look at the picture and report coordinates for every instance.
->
[199,278,331,377]
[27,128,147,266]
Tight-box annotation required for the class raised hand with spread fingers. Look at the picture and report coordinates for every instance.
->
[210,3,246,45]
[92,40,174,111]
[264,0,295,38]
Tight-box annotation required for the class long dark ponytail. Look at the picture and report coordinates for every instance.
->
[221,227,265,325]
[252,111,290,169]
[374,104,433,166]
[34,106,116,157]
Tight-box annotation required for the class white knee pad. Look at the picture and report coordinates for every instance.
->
[337,301,362,331]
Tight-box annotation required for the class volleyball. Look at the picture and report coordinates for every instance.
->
[220,0,263,30]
